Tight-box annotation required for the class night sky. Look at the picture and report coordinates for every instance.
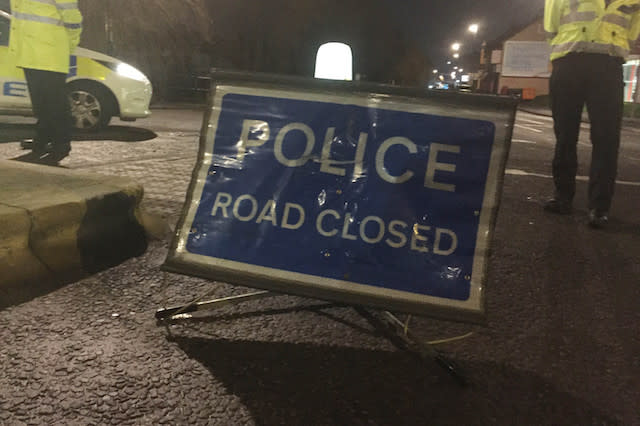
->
[1,0,546,84]
[386,0,545,67]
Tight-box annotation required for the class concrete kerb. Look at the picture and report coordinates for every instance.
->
[150,100,640,129]
[0,160,166,308]
[150,101,206,110]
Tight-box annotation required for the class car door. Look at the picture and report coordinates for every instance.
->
[0,9,31,111]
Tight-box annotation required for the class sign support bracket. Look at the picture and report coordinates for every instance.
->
[155,289,466,385]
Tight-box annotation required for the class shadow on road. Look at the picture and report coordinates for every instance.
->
[172,336,615,425]
[0,123,157,143]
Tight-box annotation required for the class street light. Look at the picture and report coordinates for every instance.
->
[465,21,486,91]
[451,42,461,52]
[453,53,460,59]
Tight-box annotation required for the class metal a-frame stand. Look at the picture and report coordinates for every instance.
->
[155,289,467,386]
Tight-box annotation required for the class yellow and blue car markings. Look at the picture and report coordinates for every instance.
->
[2,55,112,98]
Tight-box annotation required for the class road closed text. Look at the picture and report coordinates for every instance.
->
[210,192,458,256]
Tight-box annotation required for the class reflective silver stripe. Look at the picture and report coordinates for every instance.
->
[55,1,79,10]
[28,0,56,6]
[552,41,628,57]
[618,4,640,13]
[560,11,597,25]
[602,14,630,28]
[569,0,579,12]
[64,22,81,29]
[21,0,79,13]
[12,11,62,26]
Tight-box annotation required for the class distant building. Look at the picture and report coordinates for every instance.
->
[486,17,639,102]
[496,19,550,99]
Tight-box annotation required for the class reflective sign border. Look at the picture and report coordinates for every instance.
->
[163,70,518,324]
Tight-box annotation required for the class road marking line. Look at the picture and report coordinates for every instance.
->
[514,124,543,133]
[506,169,640,186]
[512,139,536,144]
[518,111,553,119]
[506,169,552,179]
[517,117,546,125]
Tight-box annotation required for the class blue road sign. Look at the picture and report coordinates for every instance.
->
[166,74,515,322]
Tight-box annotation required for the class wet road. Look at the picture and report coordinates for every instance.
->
[1,107,639,425]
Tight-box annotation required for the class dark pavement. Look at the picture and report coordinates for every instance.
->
[0,106,639,425]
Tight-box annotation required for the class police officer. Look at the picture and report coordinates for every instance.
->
[544,0,640,228]
[9,0,82,165]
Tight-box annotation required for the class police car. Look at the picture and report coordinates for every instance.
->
[0,8,151,131]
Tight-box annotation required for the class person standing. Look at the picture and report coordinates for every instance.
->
[9,0,82,165]
[543,0,640,228]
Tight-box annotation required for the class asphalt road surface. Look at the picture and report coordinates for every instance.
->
[1,105,639,425]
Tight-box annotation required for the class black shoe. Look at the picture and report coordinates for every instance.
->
[10,151,45,163]
[544,198,573,215]
[36,151,69,166]
[588,210,608,229]
[21,139,50,152]
[20,139,34,150]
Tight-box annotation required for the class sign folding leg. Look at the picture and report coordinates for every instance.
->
[155,290,466,385]
[155,290,276,319]
[353,307,466,385]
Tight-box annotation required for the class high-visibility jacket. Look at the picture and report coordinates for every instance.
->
[9,0,82,73]
[544,0,640,61]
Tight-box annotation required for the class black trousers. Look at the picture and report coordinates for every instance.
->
[23,68,72,154]
[549,53,623,212]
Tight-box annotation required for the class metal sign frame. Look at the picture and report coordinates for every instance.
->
[163,70,517,324]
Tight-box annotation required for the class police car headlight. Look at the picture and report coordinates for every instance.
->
[116,63,148,82]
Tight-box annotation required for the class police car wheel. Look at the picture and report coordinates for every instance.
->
[67,82,115,131]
